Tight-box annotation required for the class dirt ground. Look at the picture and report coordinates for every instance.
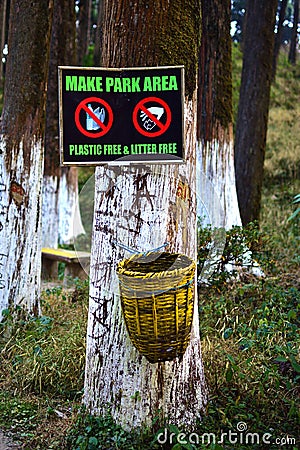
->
[0,431,20,449]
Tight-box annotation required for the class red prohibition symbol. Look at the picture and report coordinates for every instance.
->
[75,97,113,138]
[132,97,172,137]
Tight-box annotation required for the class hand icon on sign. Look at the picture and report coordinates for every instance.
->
[140,106,164,131]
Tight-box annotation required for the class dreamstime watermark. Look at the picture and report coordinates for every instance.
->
[156,422,297,447]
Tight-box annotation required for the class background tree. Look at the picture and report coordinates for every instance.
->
[288,0,299,64]
[273,0,288,78]
[0,0,53,314]
[234,0,278,225]
[93,0,104,66]
[0,0,9,89]
[231,0,247,43]
[84,0,207,430]
[198,0,241,231]
[76,0,92,65]
[43,0,84,249]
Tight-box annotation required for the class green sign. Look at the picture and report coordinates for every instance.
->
[58,66,184,165]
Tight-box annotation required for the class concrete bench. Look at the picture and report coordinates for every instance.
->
[42,247,90,284]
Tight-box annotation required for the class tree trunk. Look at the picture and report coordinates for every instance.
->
[0,0,53,314]
[198,0,241,232]
[288,0,299,64]
[84,0,207,430]
[58,167,84,244]
[76,0,92,65]
[43,0,84,248]
[273,0,288,79]
[0,0,6,87]
[0,0,10,89]
[234,0,277,225]
[93,0,104,67]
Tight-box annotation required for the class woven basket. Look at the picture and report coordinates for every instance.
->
[117,251,196,363]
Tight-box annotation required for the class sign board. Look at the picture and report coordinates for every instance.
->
[58,66,184,165]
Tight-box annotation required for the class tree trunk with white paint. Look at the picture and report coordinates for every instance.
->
[0,0,53,315]
[84,0,207,430]
[197,0,264,280]
[58,167,85,245]
[43,168,85,248]
[197,0,241,231]
[234,0,277,225]
[42,0,84,249]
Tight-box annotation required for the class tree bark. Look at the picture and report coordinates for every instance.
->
[198,0,241,232]
[288,0,299,64]
[84,0,207,431]
[0,0,10,88]
[43,0,84,248]
[234,0,277,225]
[93,0,104,67]
[0,0,53,314]
[76,0,92,65]
[0,0,6,87]
[273,0,288,79]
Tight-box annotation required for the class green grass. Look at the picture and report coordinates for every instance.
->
[265,51,300,184]
[0,282,88,448]
[0,47,299,449]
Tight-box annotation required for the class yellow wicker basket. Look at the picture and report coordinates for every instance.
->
[117,251,196,363]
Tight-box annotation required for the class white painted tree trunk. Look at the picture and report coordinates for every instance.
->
[84,96,207,430]
[197,136,242,230]
[197,136,263,278]
[42,169,85,248]
[0,137,42,315]
[58,168,85,245]
[42,175,59,248]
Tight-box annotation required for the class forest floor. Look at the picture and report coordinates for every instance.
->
[0,430,21,450]
[0,431,19,450]
[0,49,299,449]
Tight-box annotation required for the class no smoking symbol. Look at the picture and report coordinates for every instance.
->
[132,97,172,137]
[75,97,113,138]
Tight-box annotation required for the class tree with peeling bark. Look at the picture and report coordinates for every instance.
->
[43,0,84,248]
[84,0,208,430]
[234,0,278,225]
[197,0,241,231]
[0,0,53,314]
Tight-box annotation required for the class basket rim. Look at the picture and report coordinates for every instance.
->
[117,251,196,279]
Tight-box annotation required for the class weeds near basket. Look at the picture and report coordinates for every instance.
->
[198,277,300,439]
[0,393,38,443]
[0,283,88,399]
[197,221,270,283]
[64,407,158,450]
[288,193,300,222]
